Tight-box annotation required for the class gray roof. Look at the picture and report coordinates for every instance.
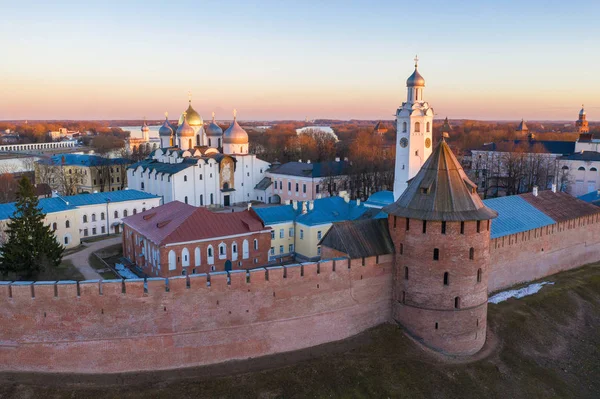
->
[559,151,600,161]
[319,218,394,258]
[254,177,272,190]
[384,139,498,221]
[268,160,352,178]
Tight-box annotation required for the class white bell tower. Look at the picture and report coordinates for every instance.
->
[393,56,435,200]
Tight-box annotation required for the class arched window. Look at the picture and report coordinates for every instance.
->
[181,247,190,267]
[207,245,214,264]
[52,222,57,231]
[200,194,204,206]
[142,208,146,212]
[114,210,119,219]
[83,215,88,223]
[243,239,249,259]
[562,165,569,170]
[92,213,96,222]
[64,234,70,245]
[477,268,482,283]
[402,121,407,133]
[426,122,431,132]
[454,297,461,309]
[404,267,409,280]
[133,209,137,215]
[218,243,226,258]
[231,242,238,261]
[591,167,598,172]
[415,122,421,133]
[184,196,188,204]
[433,248,439,260]
[469,247,474,260]
[184,175,187,182]
[578,166,586,171]
[443,272,449,286]
[141,182,145,190]
[168,250,176,270]
[100,212,105,221]
[65,220,70,228]
[194,247,201,266]
[254,239,258,250]
[188,139,192,149]
[402,291,406,304]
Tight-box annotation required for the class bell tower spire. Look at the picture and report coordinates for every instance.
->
[393,57,435,200]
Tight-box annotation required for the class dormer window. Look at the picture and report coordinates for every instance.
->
[420,187,429,194]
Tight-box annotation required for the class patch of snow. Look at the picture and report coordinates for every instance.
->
[488,281,555,304]
[115,263,139,279]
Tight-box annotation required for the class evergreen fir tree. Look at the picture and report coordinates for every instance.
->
[0,176,63,279]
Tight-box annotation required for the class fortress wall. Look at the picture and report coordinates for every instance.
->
[0,256,392,374]
[489,214,600,292]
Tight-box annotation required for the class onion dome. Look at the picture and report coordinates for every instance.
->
[223,109,249,144]
[141,117,149,133]
[177,113,195,137]
[206,111,223,137]
[406,55,425,87]
[384,134,498,221]
[159,112,173,137]
[178,96,203,126]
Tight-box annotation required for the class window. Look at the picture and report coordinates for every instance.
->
[232,243,237,253]
[422,220,427,234]
[404,267,409,280]
[578,167,586,171]
[295,183,299,192]
[288,182,291,191]
[254,239,258,250]
[101,212,105,221]
[92,227,97,235]
[399,243,403,255]
[426,122,431,133]
[182,248,190,267]
[168,250,176,270]
[454,297,460,309]
[133,209,137,215]
[199,174,203,180]
[393,216,397,229]
[270,247,275,255]
[195,247,201,266]
[469,247,474,260]
[218,243,226,258]
[92,214,96,222]
[317,246,321,255]
[279,229,284,239]
[83,215,88,223]
[51,222,57,231]
[460,221,465,234]
[289,227,294,237]
[114,210,119,219]
[433,248,439,260]
[317,230,322,240]
[141,182,145,190]
[184,196,188,204]
[289,244,294,252]
[476,220,481,233]
[83,228,88,237]
[406,218,410,231]
[316,185,320,194]
[271,230,275,239]
[402,121,407,133]
[210,193,214,205]
[124,209,128,217]
[477,268,482,283]
[591,167,598,172]
[435,322,438,330]
[415,122,421,133]
[303,184,306,193]
[443,272,449,286]
[300,230,304,239]
[207,246,214,264]
[441,221,446,234]
[64,235,69,245]
[279,245,284,254]
[184,175,187,182]
[101,226,105,234]
[65,220,70,228]
[242,240,249,259]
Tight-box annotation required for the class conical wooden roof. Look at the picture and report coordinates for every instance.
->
[384,139,497,221]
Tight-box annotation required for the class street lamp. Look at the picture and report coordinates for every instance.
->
[105,198,111,236]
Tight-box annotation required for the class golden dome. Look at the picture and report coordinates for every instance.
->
[178,102,203,126]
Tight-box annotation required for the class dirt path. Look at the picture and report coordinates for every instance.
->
[63,237,122,280]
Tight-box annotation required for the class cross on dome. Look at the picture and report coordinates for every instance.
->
[212,111,216,121]
[188,90,192,104]
[164,111,168,118]
[414,54,419,67]
[233,109,237,120]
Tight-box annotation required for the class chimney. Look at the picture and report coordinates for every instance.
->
[247,202,252,211]
[335,157,340,162]
[302,201,308,214]
[316,193,322,199]
[551,184,557,193]
[356,198,361,206]
[307,160,311,164]
[344,157,348,162]
[298,159,302,163]
[308,200,314,211]
[292,200,298,210]
[532,186,539,197]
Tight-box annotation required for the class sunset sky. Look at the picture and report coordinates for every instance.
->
[1,0,598,121]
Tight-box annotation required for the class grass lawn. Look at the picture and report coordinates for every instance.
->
[87,253,118,280]
[36,259,85,281]
[0,263,598,398]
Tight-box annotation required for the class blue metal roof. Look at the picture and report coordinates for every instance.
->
[0,197,75,221]
[364,191,394,208]
[252,204,300,224]
[578,190,600,205]
[37,154,130,167]
[0,190,158,221]
[483,196,555,239]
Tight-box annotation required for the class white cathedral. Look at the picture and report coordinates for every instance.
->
[127,100,270,207]
[394,57,435,200]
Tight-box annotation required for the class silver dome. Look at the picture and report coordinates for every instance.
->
[206,112,223,137]
[406,67,425,87]
[176,114,195,137]
[159,114,173,137]
[223,112,248,144]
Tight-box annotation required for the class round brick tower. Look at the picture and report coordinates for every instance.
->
[383,134,497,355]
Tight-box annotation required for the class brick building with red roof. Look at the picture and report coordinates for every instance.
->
[122,201,271,277]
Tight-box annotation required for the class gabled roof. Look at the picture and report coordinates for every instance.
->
[123,201,267,246]
[254,177,272,190]
[268,160,352,178]
[59,190,159,207]
[0,197,75,221]
[319,219,394,258]
[384,139,498,221]
[520,191,599,222]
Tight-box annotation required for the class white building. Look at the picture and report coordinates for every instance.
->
[129,102,270,207]
[394,56,435,200]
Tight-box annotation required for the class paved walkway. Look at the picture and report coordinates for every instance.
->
[64,236,122,280]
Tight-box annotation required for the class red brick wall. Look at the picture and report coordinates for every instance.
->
[388,215,491,355]
[489,213,600,292]
[0,256,392,373]
[123,225,272,277]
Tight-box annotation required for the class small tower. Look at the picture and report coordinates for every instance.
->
[576,105,589,134]
[159,112,174,148]
[441,117,452,135]
[141,117,150,142]
[223,109,249,155]
[384,133,498,356]
[516,119,529,135]
[394,56,435,200]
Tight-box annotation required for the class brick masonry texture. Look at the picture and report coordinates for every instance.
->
[0,256,392,373]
